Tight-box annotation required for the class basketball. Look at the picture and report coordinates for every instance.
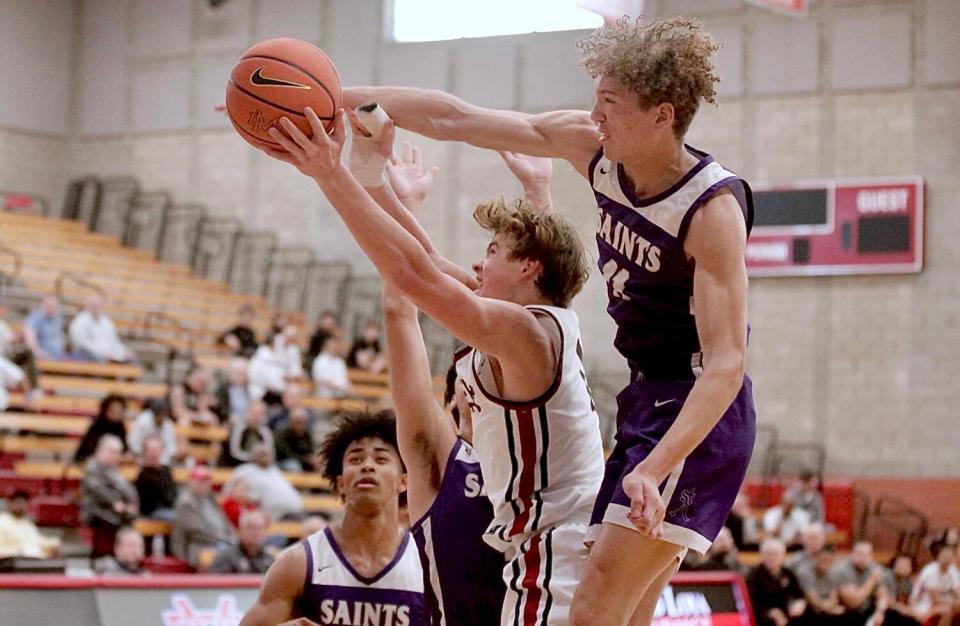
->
[225,38,341,151]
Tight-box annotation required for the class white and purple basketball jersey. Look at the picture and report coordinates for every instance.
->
[590,146,753,380]
[455,305,605,553]
[411,438,505,626]
[301,527,428,626]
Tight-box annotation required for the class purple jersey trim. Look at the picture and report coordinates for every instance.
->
[469,307,565,410]
[675,176,745,248]
[616,145,714,207]
[324,527,412,586]
[408,438,463,532]
[587,149,604,187]
[302,537,314,596]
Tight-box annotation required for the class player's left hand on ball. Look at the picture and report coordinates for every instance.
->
[622,468,665,538]
[265,107,347,178]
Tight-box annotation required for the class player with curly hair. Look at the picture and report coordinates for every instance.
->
[337,16,758,626]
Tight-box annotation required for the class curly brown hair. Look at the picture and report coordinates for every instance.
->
[578,16,720,137]
[473,198,589,308]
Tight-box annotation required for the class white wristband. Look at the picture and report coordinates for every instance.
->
[349,102,391,187]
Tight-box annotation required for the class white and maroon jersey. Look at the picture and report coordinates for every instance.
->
[455,305,605,552]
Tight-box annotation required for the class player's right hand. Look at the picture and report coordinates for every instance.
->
[621,467,665,538]
[265,107,347,179]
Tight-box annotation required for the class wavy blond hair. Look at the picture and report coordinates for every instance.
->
[578,16,720,137]
[473,198,589,308]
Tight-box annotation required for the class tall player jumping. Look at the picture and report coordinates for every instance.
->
[262,109,605,626]
[340,16,757,626]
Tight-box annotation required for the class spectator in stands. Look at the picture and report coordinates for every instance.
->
[0,489,61,558]
[0,307,39,391]
[171,465,235,568]
[889,554,921,625]
[23,296,68,360]
[95,526,146,576]
[929,527,960,560]
[306,310,340,369]
[785,470,825,524]
[747,537,812,626]
[763,491,811,548]
[247,325,304,403]
[80,435,139,558]
[274,406,316,473]
[831,541,895,623]
[913,544,960,626]
[227,443,304,521]
[217,304,259,358]
[311,334,351,400]
[74,394,128,464]
[346,320,387,373]
[170,366,219,426]
[727,489,760,550]
[206,509,274,574]
[68,295,135,363]
[787,522,828,583]
[266,382,313,431]
[0,352,26,412]
[222,400,273,467]
[683,526,742,574]
[134,436,178,520]
[219,478,258,529]
[215,357,251,424]
[128,398,181,465]
[796,545,847,622]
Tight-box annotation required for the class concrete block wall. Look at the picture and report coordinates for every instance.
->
[1,0,957,475]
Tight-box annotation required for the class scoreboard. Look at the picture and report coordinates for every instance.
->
[745,176,924,277]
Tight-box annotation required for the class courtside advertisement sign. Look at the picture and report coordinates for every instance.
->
[653,572,755,626]
[745,176,924,277]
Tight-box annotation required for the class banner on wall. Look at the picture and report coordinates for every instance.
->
[744,0,809,17]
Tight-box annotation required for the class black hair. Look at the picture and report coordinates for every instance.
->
[97,394,127,419]
[319,410,402,485]
[443,361,461,427]
[10,489,30,501]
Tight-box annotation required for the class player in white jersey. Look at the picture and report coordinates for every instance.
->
[240,411,428,626]
[339,16,754,626]
[261,110,605,626]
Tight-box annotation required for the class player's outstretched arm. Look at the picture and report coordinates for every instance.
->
[349,113,477,290]
[238,545,306,626]
[382,286,457,521]
[265,109,553,376]
[622,191,748,536]
[344,86,600,177]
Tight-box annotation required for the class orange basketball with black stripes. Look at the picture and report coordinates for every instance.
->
[226,38,341,151]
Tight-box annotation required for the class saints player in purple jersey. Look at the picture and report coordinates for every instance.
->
[338,16,757,626]
[239,412,428,626]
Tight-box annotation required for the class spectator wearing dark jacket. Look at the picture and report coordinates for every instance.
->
[217,304,258,358]
[80,435,139,558]
[74,394,128,464]
[134,436,178,519]
[747,538,813,626]
[274,406,315,472]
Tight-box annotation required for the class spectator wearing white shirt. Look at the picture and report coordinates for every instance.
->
[68,296,134,363]
[127,398,182,465]
[311,334,351,400]
[247,325,303,402]
[226,443,303,521]
[0,353,25,412]
[913,544,960,625]
[763,491,811,547]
